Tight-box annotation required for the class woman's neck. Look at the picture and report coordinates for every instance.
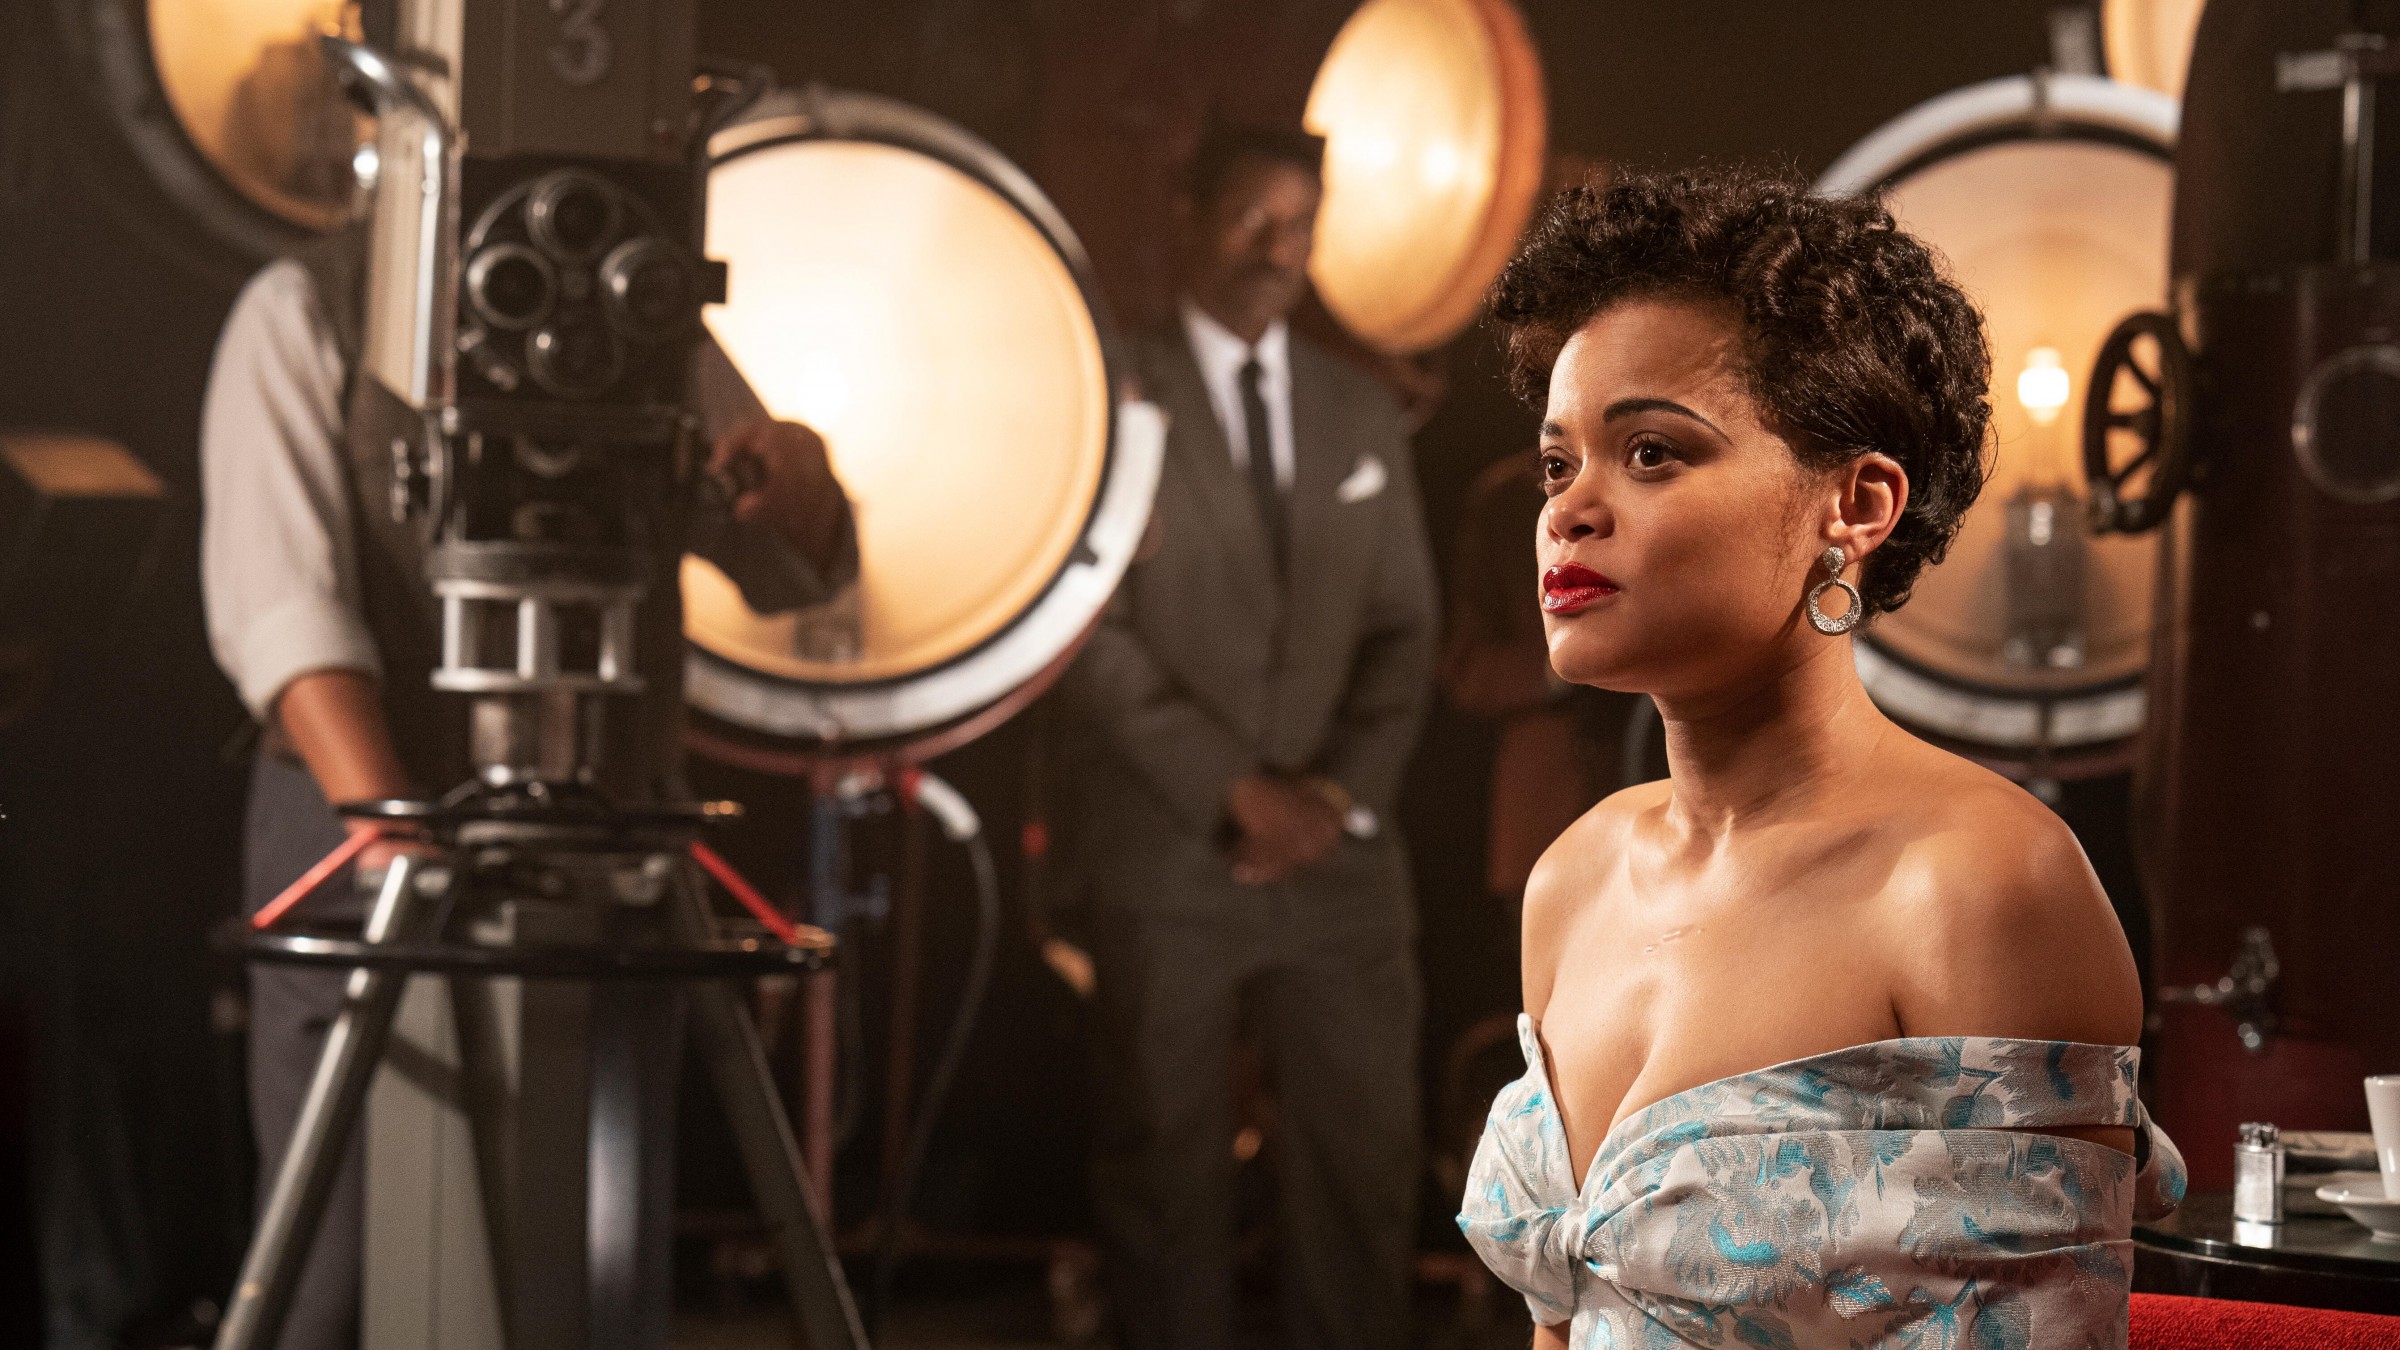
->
[1651,636,1890,839]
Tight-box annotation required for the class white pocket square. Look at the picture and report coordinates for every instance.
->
[1335,454,1388,504]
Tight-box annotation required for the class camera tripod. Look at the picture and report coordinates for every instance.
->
[220,29,878,1341]
[217,777,871,1350]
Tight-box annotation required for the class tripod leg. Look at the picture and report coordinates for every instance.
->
[692,982,869,1350]
[676,882,869,1350]
[217,856,439,1350]
[588,982,685,1350]
[447,973,517,1346]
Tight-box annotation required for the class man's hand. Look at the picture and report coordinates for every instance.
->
[1226,773,1343,885]
[274,668,431,885]
[710,416,848,570]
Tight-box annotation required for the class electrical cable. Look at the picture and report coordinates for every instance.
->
[834,933,868,1151]
[250,827,384,929]
[689,840,804,945]
[869,771,1001,1324]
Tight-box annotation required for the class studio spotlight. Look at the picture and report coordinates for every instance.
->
[2105,0,2210,101]
[1818,73,2179,780]
[684,88,1163,767]
[1301,0,1547,355]
[677,90,1165,1321]
[81,0,372,259]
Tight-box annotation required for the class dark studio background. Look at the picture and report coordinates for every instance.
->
[0,1,2121,1342]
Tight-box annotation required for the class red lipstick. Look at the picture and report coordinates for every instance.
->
[1542,562,1619,614]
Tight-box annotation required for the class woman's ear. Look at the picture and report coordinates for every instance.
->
[1831,452,1908,564]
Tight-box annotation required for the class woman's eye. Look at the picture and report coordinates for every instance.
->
[1536,450,1571,486]
[1628,438,1675,471]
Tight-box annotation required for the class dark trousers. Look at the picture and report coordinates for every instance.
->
[1087,879,1421,1350]
[241,754,361,1350]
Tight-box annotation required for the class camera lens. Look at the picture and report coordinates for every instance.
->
[2296,345,2400,505]
[465,243,556,330]
[527,170,622,262]
[601,239,697,337]
[527,318,625,399]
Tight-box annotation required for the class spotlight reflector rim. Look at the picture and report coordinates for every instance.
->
[1816,72,2178,199]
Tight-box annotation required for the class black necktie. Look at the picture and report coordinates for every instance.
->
[1239,357,1285,573]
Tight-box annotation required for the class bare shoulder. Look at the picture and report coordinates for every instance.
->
[1874,745,2143,1046]
[1520,779,1667,1017]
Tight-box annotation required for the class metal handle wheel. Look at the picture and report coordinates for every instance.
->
[2083,309,2195,534]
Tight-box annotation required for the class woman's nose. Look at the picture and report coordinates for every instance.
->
[1543,468,1611,542]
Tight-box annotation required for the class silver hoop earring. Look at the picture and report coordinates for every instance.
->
[1806,545,1864,636]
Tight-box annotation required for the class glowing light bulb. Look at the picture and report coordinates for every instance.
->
[785,351,855,441]
[1340,130,1401,172]
[1299,0,1546,354]
[698,133,1111,687]
[2017,346,2070,425]
[1418,140,1463,187]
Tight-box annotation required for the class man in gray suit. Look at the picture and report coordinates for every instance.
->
[1061,123,1438,1350]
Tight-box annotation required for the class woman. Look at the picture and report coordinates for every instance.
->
[1456,168,2183,1348]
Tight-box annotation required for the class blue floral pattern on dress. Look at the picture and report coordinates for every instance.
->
[1458,1017,2184,1349]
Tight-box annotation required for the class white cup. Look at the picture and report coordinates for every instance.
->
[2368,1075,2400,1198]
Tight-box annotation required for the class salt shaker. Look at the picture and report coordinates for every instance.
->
[2233,1121,2285,1224]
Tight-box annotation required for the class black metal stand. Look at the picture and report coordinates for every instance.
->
[213,788,869,1350]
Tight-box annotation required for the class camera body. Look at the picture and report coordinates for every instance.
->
[343,0,712,785]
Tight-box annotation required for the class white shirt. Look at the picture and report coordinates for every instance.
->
[1179,300,1294,492]
[200,259,770,719]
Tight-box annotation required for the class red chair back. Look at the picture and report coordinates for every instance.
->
[2131,1292,2400,1349]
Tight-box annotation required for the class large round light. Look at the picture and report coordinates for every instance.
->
[132,0,366,246]
[1302,0,1546,355]
[1818,75,2178,769]
[2104,0,2208,102]
[697,147,1107,682]
[685,90,1161,761]
[65,0,370,262]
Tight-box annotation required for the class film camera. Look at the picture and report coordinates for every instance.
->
[341,8,731,786]
[216,5,867,1350]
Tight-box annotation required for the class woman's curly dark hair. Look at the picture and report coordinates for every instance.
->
[1489,165,1992,616]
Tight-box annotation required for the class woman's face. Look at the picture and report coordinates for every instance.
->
[1535,297,1833,695]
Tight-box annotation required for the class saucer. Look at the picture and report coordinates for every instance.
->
[2316,1182,2400,1240]
[2291,1169,2390,1216]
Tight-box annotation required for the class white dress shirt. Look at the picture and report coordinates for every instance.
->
[200,259,771,719]
[1179,300,1294,492]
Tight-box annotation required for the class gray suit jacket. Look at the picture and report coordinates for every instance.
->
[1060,321,1439,916]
